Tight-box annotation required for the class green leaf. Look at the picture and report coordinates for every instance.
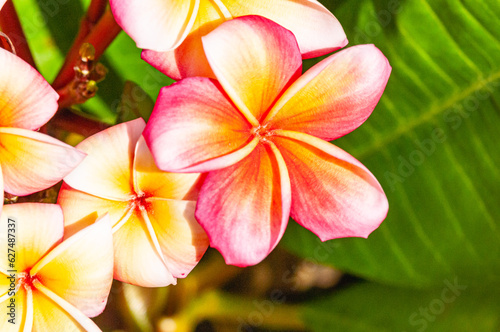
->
[302,282,500,332]
[116,81,155,123]
[282,0,500,287]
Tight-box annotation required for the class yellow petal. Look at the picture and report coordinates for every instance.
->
[146,198,208,277]
[133,136,202,200]
[0,287,32,332]
[0,203,63,273]
[31,215,113,318]
[31,284,101,332]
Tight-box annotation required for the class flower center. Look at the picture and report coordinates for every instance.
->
[130,192,151,212]
[251,123,273,142]
[17,271,39,290]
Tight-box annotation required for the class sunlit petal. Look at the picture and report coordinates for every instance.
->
[266,45,392,141]
[57,183,130,239]
[0,48,59,130]
[223,0,347,58]
[110,0,200,51]
[273,131,388,240]
[32,284,101,332]
[0,203,63,273]
[146,198,208,277]
[0,128,86,196]
[31,215,113,318]
[133,136,202,200]
[196,143,291,266]
[202,15,302,123]
[144,77,254,173]
[141,0,230,80]
[112,209,176,287]
[63,118,146,201]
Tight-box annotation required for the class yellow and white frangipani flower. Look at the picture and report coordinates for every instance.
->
[57,118,209,287]
[0,47,86,211]
[110,0,347,80]
[0,203,113,332]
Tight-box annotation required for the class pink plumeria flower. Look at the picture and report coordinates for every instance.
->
[0,48,86,211]
[110,0,347,80]
[58,118,209,287]
[0,203,113,331]
[144,16,391,266]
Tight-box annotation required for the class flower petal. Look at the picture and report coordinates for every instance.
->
[31,214,113,318]
[57,183,130,239]
[0,1,5,10]
[195,143,291,266]
[144,77,255,173]
[110,0,200,51]
[223,0,347,58]
[0,203,63,273]
[141,0,230,80]
[31,284,101,332]
[133,136,202,200]
[0,48,59,130]
[112,208,176,287]
[202,15,302,123]
[0,127,86,196]
[0,164,3,212]
[266,44,392,141]
[273,130,388,240]
[146,198,208,277]
[0,288,31,332]
[63,118,145,201]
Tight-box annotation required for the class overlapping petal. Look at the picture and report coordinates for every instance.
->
[146,198,209,277]
[0,47,59,130]
[202,15,302,123]
[196,144,291,266]
[144,77,255,173]
[0,0,6,10]
[31,284,101,332]
[57,183,130,238]
[266,45,392,141]
[63,119,145,200]
[31,215,113,318]
[0,288,30,332]
[133,136,202,200]
[142,0,230,80]
[112,209,176,287]
[273,131,388,240]
[0,203,63,272]
[0,127,86,196]
[110,0,200,51]
[223,0,347,58]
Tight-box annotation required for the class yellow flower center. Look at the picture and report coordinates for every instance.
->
[251,123,273,142]
[17,271,40,291]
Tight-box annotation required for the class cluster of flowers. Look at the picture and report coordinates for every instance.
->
[0,0,391,330]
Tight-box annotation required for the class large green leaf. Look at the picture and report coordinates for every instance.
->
[282,0,500,288]
[302,282,500,332]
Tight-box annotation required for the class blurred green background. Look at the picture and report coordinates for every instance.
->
[9,0,500,330]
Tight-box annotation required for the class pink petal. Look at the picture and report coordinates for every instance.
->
[31,215,113,318]
[202,15,302,124]
[144,77,255,173]
[266,44,392,141]
[0,47,59,130]
[141,0,230,80]
[223,0,347,58]
[0,203,63,273]
[145,198,209,277]
[133,136,202,200]
[0,127,86,196]
[273,130,388,240]
[63,118,145,201]
[110,0,200,51]
[195,143,291,266]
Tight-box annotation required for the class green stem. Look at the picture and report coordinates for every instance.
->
[158,290,306,332]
